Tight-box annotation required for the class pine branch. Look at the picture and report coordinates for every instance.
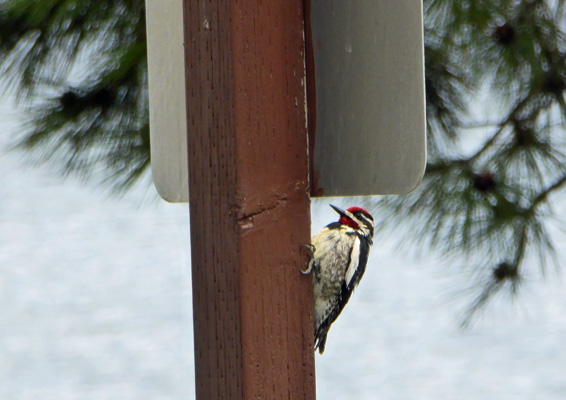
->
[531,173,566,210]
[466,93,538,164]
[1,0,150,191]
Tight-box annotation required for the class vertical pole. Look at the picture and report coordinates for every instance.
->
[183,0,316,399]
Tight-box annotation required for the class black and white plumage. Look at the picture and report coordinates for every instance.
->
[303,204,374,354]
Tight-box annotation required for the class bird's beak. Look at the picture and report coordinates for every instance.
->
[329,204,347,217]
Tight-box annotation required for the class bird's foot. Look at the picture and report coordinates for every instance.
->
[300,244,316,274]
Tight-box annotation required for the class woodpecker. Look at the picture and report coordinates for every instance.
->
[303,204,374,354]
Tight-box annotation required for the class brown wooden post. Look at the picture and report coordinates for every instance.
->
[183,0,316,399]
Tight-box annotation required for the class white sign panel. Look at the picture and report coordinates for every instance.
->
[310,0,426,196]
[146,0,188,202]
[146,0,426,202]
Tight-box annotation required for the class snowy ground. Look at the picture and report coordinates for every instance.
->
[1,98,565,399]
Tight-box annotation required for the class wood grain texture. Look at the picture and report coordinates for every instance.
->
[303,0,319,197]
[184,0,315,398]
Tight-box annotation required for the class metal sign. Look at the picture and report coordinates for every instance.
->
[146,0,426,202]
[146,0,188,202]
[309,0,426,196]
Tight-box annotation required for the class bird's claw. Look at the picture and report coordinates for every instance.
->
[300,244,316,274]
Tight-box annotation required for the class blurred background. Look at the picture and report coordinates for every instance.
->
[1,0,566,398]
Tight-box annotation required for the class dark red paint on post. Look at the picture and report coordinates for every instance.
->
[303,0,320,197]
[183,0,316,399]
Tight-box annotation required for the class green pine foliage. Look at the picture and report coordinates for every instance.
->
[0,0,148,189]
[1,0,565,321]
[377,0,566,324]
